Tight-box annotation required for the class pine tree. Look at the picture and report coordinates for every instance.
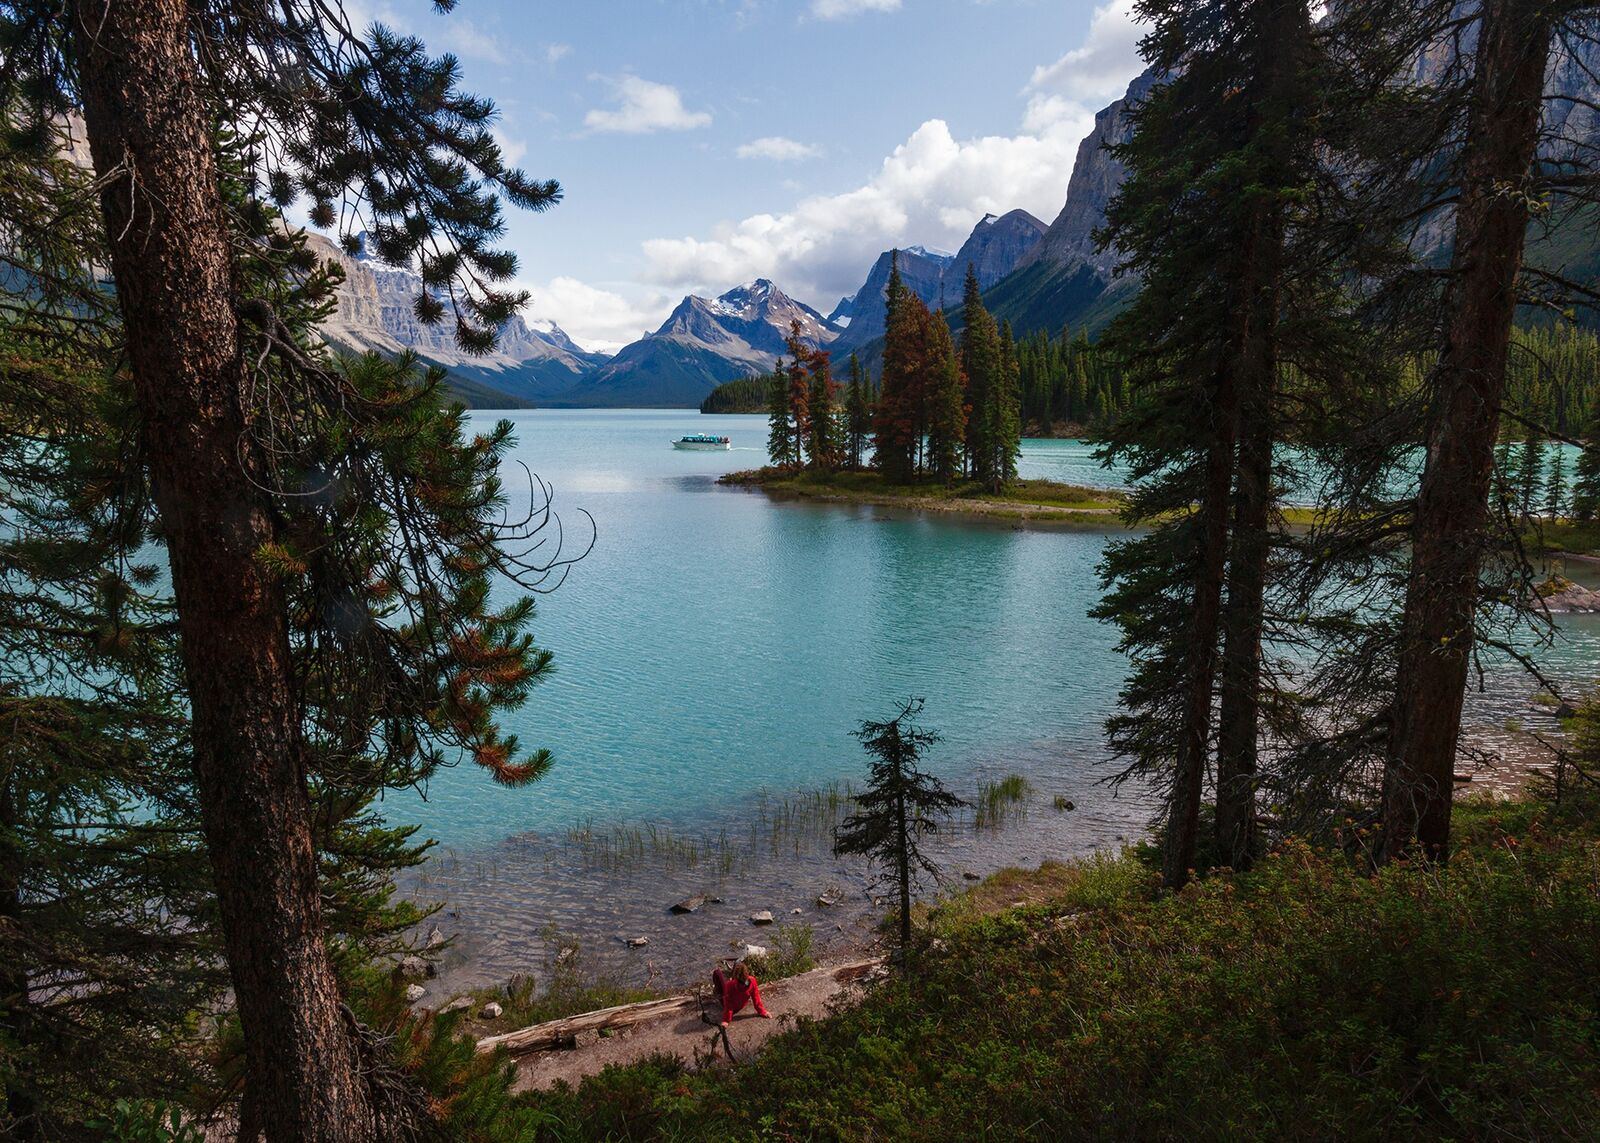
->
[3,4,570,1134]
[795,325,839,471]
[1517,433,1545,527]
[874,253,923,482]
[845,353,872,470]
[995,320,1023,487]
[1093,0,1321,885]
[767,357,797,467]
[959,265,1002,488]
[1574,408,1600,521]
[1546,442,1568,520]
[785,334,813,470]
[926,313,967,484]
[1383,0,1558,863]
[832,699,964,956]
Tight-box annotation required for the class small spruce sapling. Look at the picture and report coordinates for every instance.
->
[833,698,965,955]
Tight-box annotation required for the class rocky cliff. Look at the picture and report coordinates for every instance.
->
[306,231,607,403]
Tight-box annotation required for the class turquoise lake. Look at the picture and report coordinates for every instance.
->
[389,409,1600,992]
[387,410,1132,849]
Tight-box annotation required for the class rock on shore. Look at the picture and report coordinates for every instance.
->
[1537,577,1600,613]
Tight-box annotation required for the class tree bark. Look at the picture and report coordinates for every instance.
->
[70,2,377,1137]
[1383,0,1551,863]
[1215,0,1303,874]
[1164,372,1235,889]
[896,784,911,952]
[1216,354,1272,872]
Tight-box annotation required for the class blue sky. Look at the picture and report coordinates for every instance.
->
[346,1,1145,349]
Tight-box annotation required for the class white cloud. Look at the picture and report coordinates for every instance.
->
[433,18,511,66]
[545,42,572,64]
[490,125,527,167]
[641,98,1096,306]
[521,276,670,354]
[1027,0,1143,103]
[584,76,712,134]
[811,0,901,18]
[630,0,1149,309]
[736,136,824,162]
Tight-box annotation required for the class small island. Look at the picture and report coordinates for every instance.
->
[720,467,1126,528]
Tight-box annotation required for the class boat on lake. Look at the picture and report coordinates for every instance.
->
[673,433,731,451]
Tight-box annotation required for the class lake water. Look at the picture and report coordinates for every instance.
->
[386,411,1133,849]
[393,409,1600,996]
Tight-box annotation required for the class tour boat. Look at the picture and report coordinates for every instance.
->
[673,433,732,451]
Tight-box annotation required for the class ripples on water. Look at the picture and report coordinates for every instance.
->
[392,411,1600,998]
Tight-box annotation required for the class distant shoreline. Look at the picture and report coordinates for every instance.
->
[718,468,1130,531]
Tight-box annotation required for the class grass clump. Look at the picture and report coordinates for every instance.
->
[973,773,1031,829]
[531,801,1600,1140]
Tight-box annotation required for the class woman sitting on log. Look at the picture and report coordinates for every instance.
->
[712,959,771,1027]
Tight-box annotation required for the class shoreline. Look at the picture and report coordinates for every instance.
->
[404,696,1566,1014]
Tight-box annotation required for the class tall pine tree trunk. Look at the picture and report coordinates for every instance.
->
[0,769,38,1140]
[895,785,912,953]
[71,2,378,1137]
[1216,0,1303,873]
[1164,373,1236,889]
[1217,364,1272,871]
[1383,0,1551,863]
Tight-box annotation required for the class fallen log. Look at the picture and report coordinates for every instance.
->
[475,994,699,1055]
[475,955,887,1057]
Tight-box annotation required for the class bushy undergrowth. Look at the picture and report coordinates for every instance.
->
[528,800,1600,1140]
[747,922,816,981]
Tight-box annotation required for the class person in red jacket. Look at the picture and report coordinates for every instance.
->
[711,959,772,1027]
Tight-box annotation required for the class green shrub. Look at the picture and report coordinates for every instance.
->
[747,922,816,980]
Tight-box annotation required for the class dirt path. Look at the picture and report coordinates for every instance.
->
[510,955,883,1092]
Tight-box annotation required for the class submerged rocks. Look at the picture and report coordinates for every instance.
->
[749,910,774,925]
[670,894,707,914]
[398,954,435,979]
[624,936,650,948]
[816,894,838,908]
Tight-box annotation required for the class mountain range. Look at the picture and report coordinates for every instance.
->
[313,31,1600,409]
[314,200,1060,408]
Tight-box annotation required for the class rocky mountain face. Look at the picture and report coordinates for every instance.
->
[949,209,1050,290]
[831,214,1046,352]
[306,231,607,404]
[830,246,953,351]
[557,280,840,408]
[969,69,1158,341]
[1018,71,1155,281]
[986,22,1600,339]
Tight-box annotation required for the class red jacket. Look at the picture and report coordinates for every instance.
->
[720,974,769,1023]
